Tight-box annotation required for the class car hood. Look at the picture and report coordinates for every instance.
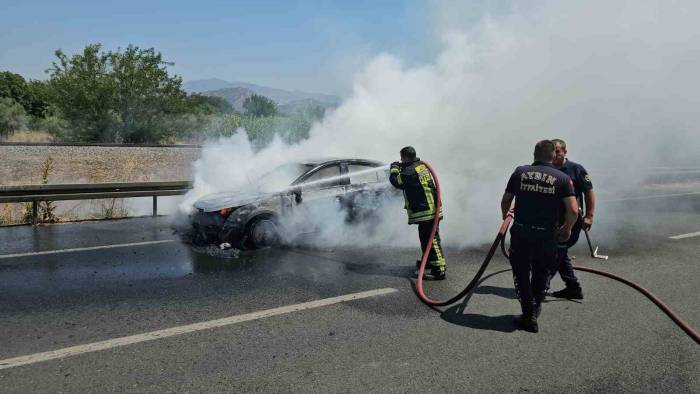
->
[193,190,275,212]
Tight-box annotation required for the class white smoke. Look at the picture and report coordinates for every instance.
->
[182,0,700,247]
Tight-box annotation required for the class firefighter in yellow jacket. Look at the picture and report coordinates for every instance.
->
[389,146,446,280]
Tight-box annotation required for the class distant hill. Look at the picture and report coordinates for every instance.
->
[202,87,255,112]
[183,78,340,114]
[183,78,235,93]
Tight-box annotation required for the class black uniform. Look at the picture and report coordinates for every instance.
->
[554,159,593,289]
[505,161,575,316]
[389,158,446,273]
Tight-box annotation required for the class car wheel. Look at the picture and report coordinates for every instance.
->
[245,215,280,249]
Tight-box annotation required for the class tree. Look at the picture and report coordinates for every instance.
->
[0,71,50,118]
[0,97,28,136]
[47,45,118,141]
[0,72,29,106]
[243,94,277,117]
[186,93,233,115]
[26,80,52,118]
[47,44,189,142]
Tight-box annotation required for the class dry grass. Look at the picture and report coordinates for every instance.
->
[0,204,26,226]
[0,130,54,143]
[0,145,200,225]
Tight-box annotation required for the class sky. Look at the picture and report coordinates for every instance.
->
[0,0,461,95]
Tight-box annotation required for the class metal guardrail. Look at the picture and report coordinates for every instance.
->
[0,181,192,225]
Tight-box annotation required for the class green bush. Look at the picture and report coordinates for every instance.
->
[0,97,28,136]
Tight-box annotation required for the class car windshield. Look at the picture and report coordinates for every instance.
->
[256,163,313,193]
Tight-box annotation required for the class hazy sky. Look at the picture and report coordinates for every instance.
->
[0,0,459,95]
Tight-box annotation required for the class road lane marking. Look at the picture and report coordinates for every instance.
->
[0,240,177,260]
[669,231,700,240]
[0,287,398,370]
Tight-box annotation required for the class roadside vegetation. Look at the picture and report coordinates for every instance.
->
[0,43,326,225]
[0,44,323,146]
[0,152,164,226]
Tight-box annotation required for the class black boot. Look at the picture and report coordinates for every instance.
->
[423,268,446,281]
[551,285,583,300]
[413,267,446,280]
[514,302,539,332]
[413,261,446,280]
[514,314,539,333]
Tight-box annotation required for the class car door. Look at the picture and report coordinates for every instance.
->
[287,163,347,226]
[341,162,389,221]
[298,163,345,202]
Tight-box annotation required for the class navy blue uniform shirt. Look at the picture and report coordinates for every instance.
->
[557,159,593,203]
[506,161,576,229]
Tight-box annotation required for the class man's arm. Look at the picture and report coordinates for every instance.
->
[577,165,595,230]
[582,189,596,230]
[388,162,404,190]
[501,192,514,220]
[558,196,579,242]
[502,168,519,219]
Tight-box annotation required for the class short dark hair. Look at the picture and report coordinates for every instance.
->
[534,140,555,162]
[551,138,567,150]
[400,146,416,160]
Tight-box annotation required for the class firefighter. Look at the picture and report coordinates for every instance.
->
[389,146,446,280]
[500,140,578,332]
[549,138,595,299]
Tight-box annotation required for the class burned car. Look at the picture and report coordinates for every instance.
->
[189,158,395,249]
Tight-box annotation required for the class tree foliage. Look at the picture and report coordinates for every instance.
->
[0,71,51,118]
[2,44,326,146]
[47,44,188,142]
[186,94,233,115]
[0,97,28,135]
[243,94,277,117]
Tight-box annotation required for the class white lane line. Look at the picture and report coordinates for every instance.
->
[600,191,700,203]
[0,287,398,370]
[669,231,700,240]
[0,239,177,260]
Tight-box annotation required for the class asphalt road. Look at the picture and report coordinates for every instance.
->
[1,194,699,393]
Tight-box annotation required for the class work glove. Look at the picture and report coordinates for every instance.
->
[390,161,401,169]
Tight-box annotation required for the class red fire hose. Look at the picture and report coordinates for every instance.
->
[415,160,700,344]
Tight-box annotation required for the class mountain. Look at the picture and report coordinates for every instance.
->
[183,79,340,112]
[182,78,236,93]
[203,87,255,112]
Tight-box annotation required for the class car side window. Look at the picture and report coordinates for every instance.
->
[303,165,341,189]
[348,164,380,184]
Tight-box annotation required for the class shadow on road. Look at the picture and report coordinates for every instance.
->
[440,306,517,333]
[435,269,518,332]
[473,285,516,300]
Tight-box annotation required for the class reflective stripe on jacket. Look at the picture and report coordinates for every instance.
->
[389,159,444,224]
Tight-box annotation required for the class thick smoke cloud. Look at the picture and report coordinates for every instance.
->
[182,0,700,247]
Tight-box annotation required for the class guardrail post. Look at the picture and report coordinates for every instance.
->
[31,201,38,226]
[152,196,158,217]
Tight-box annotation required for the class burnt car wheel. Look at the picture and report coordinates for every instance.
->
[245,215,280,249]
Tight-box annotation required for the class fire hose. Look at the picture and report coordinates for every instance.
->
[414,160,700,344]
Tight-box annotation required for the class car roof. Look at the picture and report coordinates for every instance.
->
[301,157,385,166]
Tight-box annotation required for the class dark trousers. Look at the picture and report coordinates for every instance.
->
[508,224,557,315]
[554,248,581,289]
[418,221,446,272]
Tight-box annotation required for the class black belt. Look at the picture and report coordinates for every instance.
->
[513,221,555,232]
